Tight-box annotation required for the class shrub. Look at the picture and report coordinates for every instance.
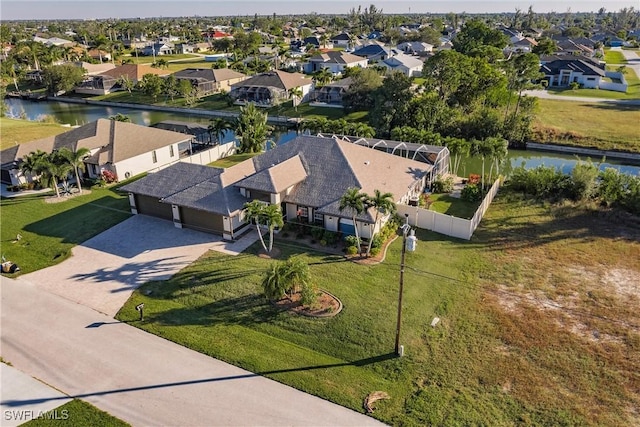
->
[468,174,481,185]
[310,227,324,240]
[569,81,580,90]
[570,161,598,201]
[300,282,317,306]
[346,245,358,255]
[323,231,338,245]
[431,175,454,193]
[101,170,118,183]
[319,239,327,246]
[370,246,381,257]
[461,184,482,202]
[344,235,359,247]
[371,234,384,249]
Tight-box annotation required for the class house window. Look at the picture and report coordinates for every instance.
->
[314,211,323,225]
[169,145,174,157]
[297,206,308,218]
[152,150,157,163]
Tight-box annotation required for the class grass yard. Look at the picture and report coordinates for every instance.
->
[533,98,640,152]
[427,193,479,219]
[0,186,131,274]
[129,54,202,64]
[22,399,129,427]
[0,118,69,149]
[117,190,640,425]
[209,152,258,168]
[604,49,627,64]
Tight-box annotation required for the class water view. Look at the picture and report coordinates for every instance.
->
[4,98,640,176]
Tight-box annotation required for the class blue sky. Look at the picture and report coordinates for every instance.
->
[1,0,635,20]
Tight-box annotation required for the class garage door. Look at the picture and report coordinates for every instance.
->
[180,207,224,234]
[135,194,173,220]
[339,218,356,237]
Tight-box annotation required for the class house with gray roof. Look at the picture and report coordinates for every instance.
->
[0,119,193,186]
[541,58,606,88]
[309,77,353,106]
[380,53,424,77]
[120,135,447,240]
[229,70,313,107]
[304,51,368,75]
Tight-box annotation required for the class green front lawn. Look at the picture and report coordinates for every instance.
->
[0,186,131,274]
[116,191,640,426]
[22,399,129,427]
[604,49,627,64]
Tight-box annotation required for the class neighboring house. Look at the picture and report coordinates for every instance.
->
[152,121,212,144]
[352,44,392,62]
[176,43,196,54]
[541,58,606,88]
[331,32,354,49]
[69,61,116,76]
[0,119,193,186]
[499,27,524,44]
[33,36,74,47]
[172,68,247,95]
[397,41,433,55]
[504,37,538,54]
[142,43,175,56]
[229,70,313,106]
[302,36,321,49]
[380,53,424,77]
[551,37,596,57]
[87,49,111,62]
[309,77,352,106]
[75,64,171,95]
[304,51,368,75]
[120,135,444,240]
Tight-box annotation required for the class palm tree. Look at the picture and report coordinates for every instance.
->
[313,67,333,87]
[365,190,396,256]
[262,262,288,300]
[59,147,91,192]
[18,150,48,185]
[263,203,284,253]
[281,256,310,296]
[234,102,273,154]
[207,117,233,145]
[487,137,508,185]
[339,187,367,254]
[109,113,132,122]
[444,137,471,177]
[288,86,303,112]
[473,139,494,192]
[243,200,268,253]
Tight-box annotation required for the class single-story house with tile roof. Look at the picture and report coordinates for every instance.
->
[0,119,193,186]
[541,58,606,88]
[229,70,313,107]
[120,135,440,240]
[172,68,247,96]
[141,43,175,56]
[75,64,171,95]
[380,53,424,77]
[397,41,434,55]
[331,32,355,49]
[304,51,368,75]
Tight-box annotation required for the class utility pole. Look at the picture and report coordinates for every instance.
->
[395,213,417,357]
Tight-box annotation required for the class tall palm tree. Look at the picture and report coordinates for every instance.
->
[365,190,396,256]
[288,86,303,112]
[473,139,494,192]
[243,200,268,253]
[262,262,287,301]
[313,67,333,87]
[207,117,233,145]
[487,137,508,185]
[339,187,367,254]
[59,147,91,192]
[444,137,471,177]
[234,102,273,154]
[263,203,284,253]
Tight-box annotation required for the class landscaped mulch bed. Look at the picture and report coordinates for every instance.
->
[273,290,342,317]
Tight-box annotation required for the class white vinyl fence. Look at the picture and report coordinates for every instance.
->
[181,142,237,165]
[397,179,502,240]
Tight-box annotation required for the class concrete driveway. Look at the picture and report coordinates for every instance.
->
[18,215,259,316]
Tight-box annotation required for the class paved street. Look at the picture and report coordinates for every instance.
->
[1,278,385,426]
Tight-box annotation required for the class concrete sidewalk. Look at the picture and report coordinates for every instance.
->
[0,364,71,426]
[1,278,385,427]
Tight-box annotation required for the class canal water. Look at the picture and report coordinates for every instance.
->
[4,98,640,176]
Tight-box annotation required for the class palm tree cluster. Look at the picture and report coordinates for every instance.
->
[18,147,91,197]
[339,187,396,256]
[243,200,283,253]
[262,256,314,305]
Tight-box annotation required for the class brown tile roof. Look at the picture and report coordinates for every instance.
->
[232,70,313,90]
[235,154,307,193]
[99,64,170,81]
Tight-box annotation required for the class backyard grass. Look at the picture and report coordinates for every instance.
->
[209,152,258,168]
[533,98,640,152]
[604,49,627,64]
[22,399,130,427]
[427,193,479,219]
[0,186,131,274]
[0,117,69,149]
[129,54,201,64]
[117,190,640,426]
